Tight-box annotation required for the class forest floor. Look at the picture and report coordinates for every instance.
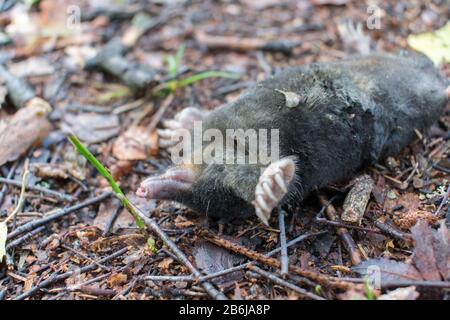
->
[0,0,449,300]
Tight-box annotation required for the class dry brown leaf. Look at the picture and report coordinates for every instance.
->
[0,97,52,166]
[174,215,195,228]
[61,113,119,144]
[411,220,449,281]
[158,257,174,272]
[112,126,154,161]
[385,192,438,229]
[354,219,450,283]
[93,198,135,233]
[193,240,243,289]
[107,273,127,288]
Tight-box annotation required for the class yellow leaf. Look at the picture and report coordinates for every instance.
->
[0,221,7,263]
[407,22,450,66]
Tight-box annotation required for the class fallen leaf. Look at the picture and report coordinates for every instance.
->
[193,240,243,288]
[354,219,450,283]
[353,258,422,283]
[93,198,135,233]
[32,162,86,180]
[61,113,119,144]
[112,126,154,161]
[158,257,174,272]
[385,192,438,229]
[378,286,420,300]
[0,221,7,263]
[411,220,449,281]
[0,97,52,166]
[107,273,127,288]
[407,22,450,66]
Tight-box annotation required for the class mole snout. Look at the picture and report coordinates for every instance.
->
[136,167,196,200]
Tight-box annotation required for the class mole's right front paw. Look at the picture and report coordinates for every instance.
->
[157,107,208,150]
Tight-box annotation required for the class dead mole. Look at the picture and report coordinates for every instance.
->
[136,27,449,226]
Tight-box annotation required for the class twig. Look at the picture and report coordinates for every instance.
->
[248,265,325,300]
[145,275,194,282]
[5,226,46,250]
[134,205,227,300]
[371,218,412,244]
[61,244,111,271]
[278,209,289,276]
[143,231,327,284]
[199,229,351,289]
[13,247,128,300]
[7,192,111,240]
[195,31,297,54]
[315,217,383,234]
[318,194,362,265]
[102,199,123,237]
[0,177,74,202]
[147,94,174,132]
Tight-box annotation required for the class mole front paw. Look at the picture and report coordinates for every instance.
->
[157,107,208,150]
[337,20,372,55]
[252,157,296,226]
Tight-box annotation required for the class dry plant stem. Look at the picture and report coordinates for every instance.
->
[248,265,325,300]
[145,231,327,284]
[134,206,227,300]
[371,218,412,244]
[318,194,362,265]
[5,226,45,250]
[147,94,174,132]
[315,217,382,234]
[0,177,74,202]
[278,210,289,276]
[14,247,128,300]
[199,229,351,289]
[7,192,112,240]
[3,161,29,224]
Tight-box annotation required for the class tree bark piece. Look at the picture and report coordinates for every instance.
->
[341,174,374,225]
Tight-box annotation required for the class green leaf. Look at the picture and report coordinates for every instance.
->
[147,237,157,254]
[407,22,450,66]
[0,221,7,263]
[68,135,145,229]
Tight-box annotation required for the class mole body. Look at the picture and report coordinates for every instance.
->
[137,52,449,225]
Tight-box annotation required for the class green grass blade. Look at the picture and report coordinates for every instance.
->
[68,135,145,229]
[178,71,239,88]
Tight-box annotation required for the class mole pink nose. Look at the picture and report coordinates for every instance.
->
[136,167,195,200]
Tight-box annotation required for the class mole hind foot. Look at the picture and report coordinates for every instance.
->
[157,107,209,149]
[337,20,372,55]
[252,157,296,226]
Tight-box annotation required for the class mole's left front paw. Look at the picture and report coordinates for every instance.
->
[252,157,296,226]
